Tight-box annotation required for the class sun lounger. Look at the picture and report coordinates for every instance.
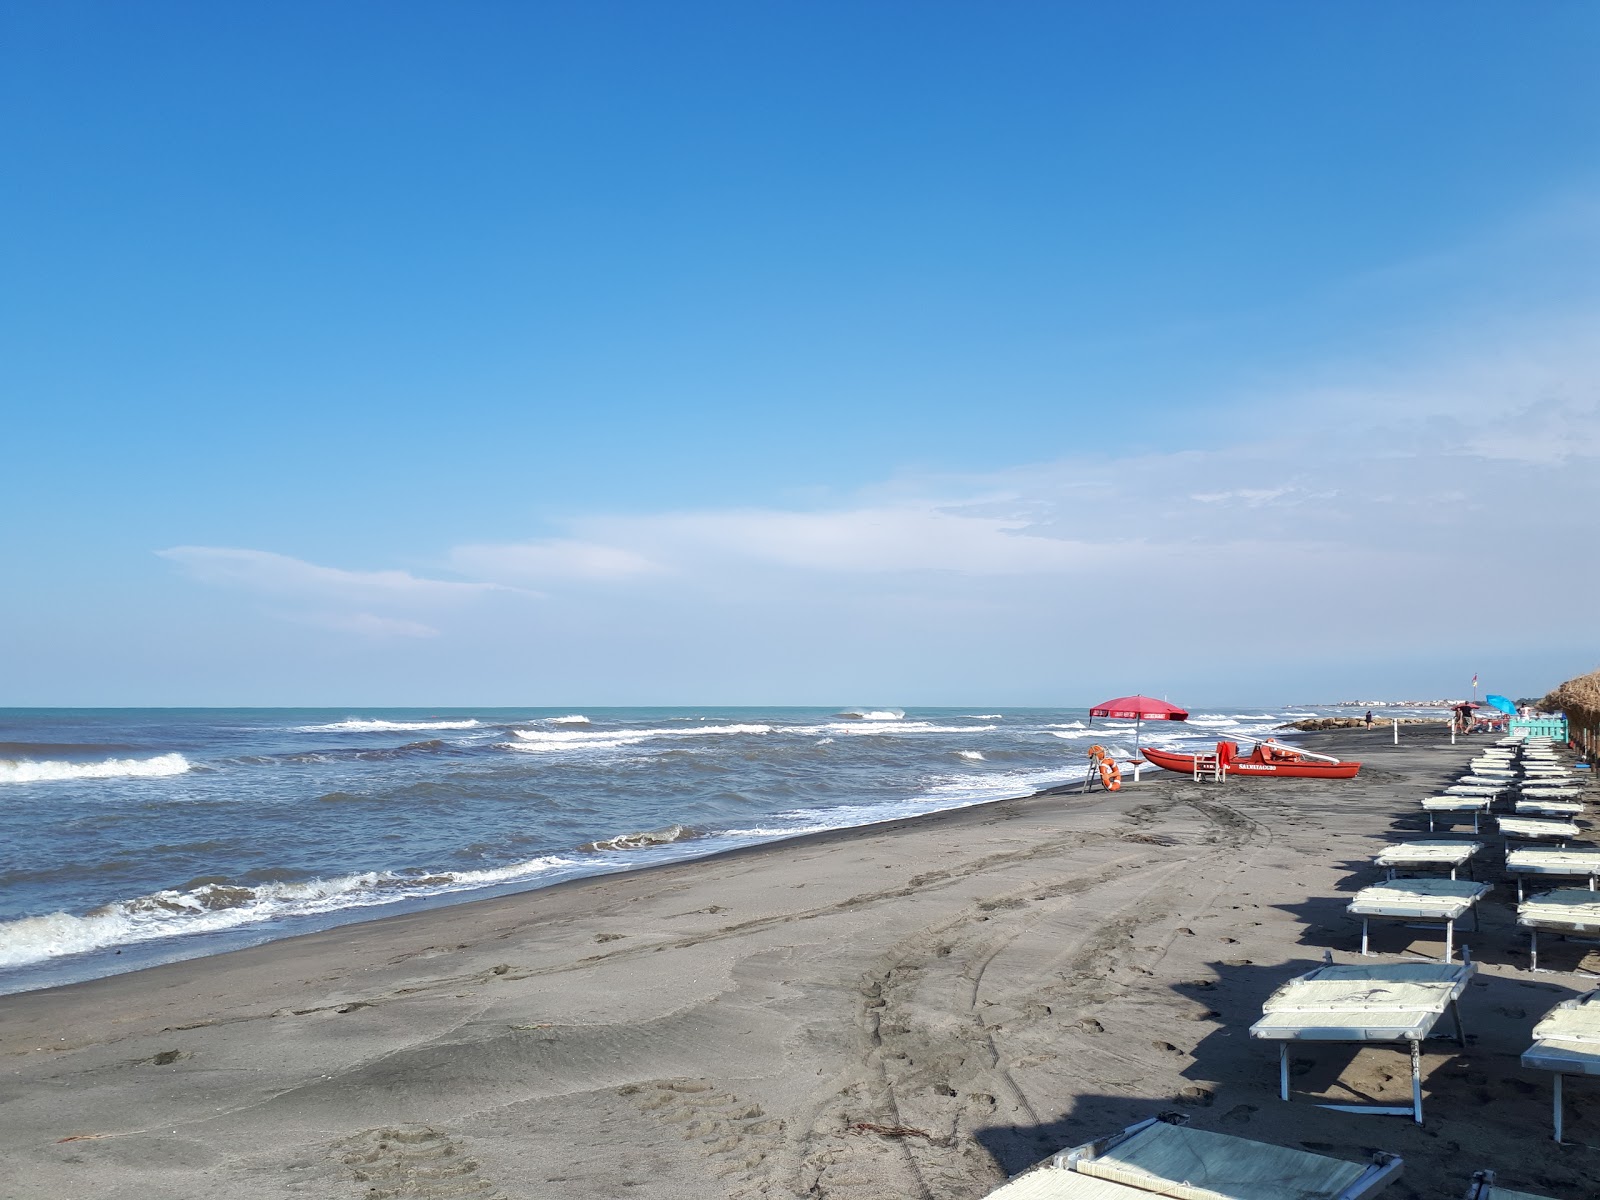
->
[1456,776,1513,789]
[1463,1169,1560,1200]
[1513,799,1583,818]
[1251,959,1475,1123]
[1421,796,1491,833]
[1348,878,1489,961]
[1518,785,1583,799]
[1375,840,1481,881]
[1505,847,1600,900]
[1497,816,1579,848]
[1445,785,1507,799]
[1518,889,1600,971]
[982,1112,1403,1199]
[1520,989,1600,1143]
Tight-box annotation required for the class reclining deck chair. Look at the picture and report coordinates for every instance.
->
[982,1113,1402,1199]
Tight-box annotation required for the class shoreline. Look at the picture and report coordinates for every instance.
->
[5,725,1594,1198]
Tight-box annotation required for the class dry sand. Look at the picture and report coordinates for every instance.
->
[3,727,1597,1199]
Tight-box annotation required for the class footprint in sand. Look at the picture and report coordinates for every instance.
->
[336,1125,501,1199]
[620,1078,783,1196]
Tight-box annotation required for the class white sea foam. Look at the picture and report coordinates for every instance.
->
[783,721,998,737]
[963,714,1003,720]
[548,715,591,725]
[0,753,192,785]
[835,709,905,721]
[957,750,986,761]
[0,855,579,968]
[295,719,483,733]
[1046,721,1088,729]
[506,723,774,753]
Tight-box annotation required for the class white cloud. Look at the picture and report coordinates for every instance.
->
[158,546,502,603]
[450,539,662,582]
[156,546,513,637]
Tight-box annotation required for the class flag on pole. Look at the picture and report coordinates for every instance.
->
[1472,674,1479,687]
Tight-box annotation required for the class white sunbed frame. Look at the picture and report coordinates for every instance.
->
[1250,956,1475,1124]
[1375,840,1481,882]
[1421,797,1491,834]
[991,1112,1404,1199]
[1517,888,1600,973]
[1348,878,1489,962]
[1504,847,1600,902]
[1520,990,1600,1144]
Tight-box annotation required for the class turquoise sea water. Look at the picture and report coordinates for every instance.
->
[0,705,1320,994]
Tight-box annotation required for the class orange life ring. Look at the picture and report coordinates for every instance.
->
[1099,759,1121,791]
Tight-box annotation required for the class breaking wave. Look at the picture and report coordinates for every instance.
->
[582,824,700,852]
[835,709,904,720]
[294,719,483,733]
[0,855,578,968]
[506,724,773,753]
[547,715,591,725]
[957,750,986,761]
[0,753,193,785]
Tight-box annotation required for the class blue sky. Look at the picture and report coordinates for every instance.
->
[3,3,1597,706]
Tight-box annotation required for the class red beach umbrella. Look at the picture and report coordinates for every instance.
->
[1088,695,1190,769]
[1089,695,1190,722]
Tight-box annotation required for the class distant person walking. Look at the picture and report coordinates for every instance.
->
[1364,710,1374,730]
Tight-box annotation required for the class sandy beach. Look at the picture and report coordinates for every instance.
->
[3,726,1596,1199]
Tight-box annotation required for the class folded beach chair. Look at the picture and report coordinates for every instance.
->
[1520,989,1600,1143]
[1374,840,1481,881]
[1517,888,1600,971]
[1463,1170,1560,1200]
[982,1113,1402,1199]
[1251,958,1475,1124]
[1348,878,1489,961]
[1505,846,1600,901]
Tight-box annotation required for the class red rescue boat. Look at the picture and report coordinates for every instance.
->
[1141,739,1362,780]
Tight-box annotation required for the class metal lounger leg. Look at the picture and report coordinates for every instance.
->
[1531,927,1539,972]
[1451,998,1467,1047]
[1518,875,1525,903]
[1554,1071,1563,1144]
[1445,919,1454,963]
[1410,1039,1423,1125]
[1280,1043,1289,1102]
[1361,918,1370,956]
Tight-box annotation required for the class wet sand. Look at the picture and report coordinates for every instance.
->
[3,727,1597,1199]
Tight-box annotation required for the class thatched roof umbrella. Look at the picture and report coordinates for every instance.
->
[1543,667,1600,759]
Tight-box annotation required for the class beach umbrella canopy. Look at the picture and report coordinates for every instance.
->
[1090,695,1190,722]
[1484,694,1517,715]
[1089,695,1189,767]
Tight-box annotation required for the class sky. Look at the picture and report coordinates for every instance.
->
[2,3,1597,707]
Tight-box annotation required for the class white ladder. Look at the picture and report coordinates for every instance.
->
[1192,754,1225,783]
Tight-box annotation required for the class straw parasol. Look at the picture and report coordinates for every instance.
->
[1543,667,1600,760]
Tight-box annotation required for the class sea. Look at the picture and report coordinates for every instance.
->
[0,705,1335,996]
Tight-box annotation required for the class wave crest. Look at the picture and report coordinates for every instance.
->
[582,824,700,852]
[0,753,192,785]
[294,719,483,733]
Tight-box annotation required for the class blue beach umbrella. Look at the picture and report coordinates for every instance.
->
[1484,694,1517,715]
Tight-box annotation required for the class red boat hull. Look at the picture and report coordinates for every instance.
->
[1140,745,1362,780]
